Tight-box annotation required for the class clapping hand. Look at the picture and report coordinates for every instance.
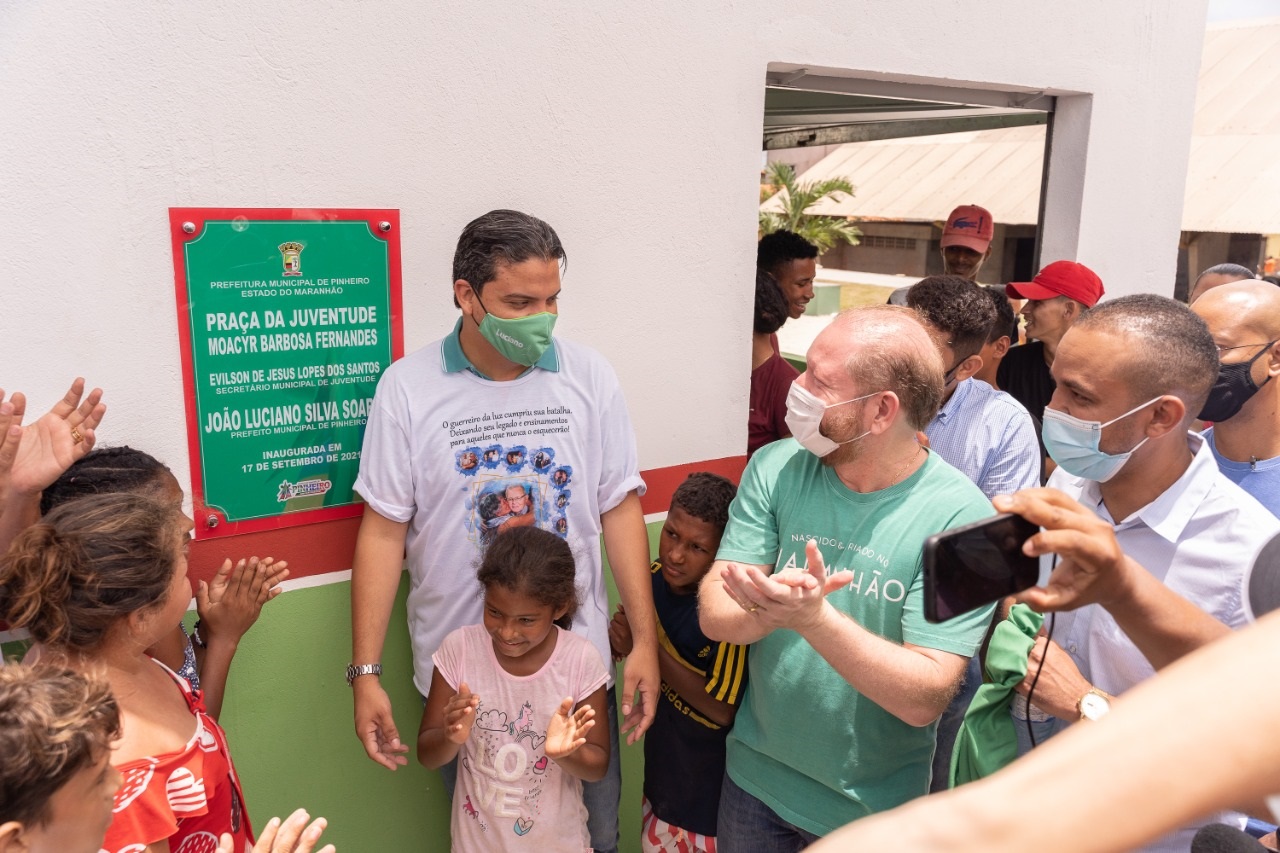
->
[198,556,290,645]
[723,539,854,633]
[7,378,106,498]
[220,808,335,853]
[444,682,480,745]
[545,696,596,760]
[0,395,22,509]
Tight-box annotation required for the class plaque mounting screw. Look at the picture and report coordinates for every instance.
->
[378,221,391,233]
[182,222,196,234]
[205,514,219,529]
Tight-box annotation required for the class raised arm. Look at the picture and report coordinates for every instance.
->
[600,490,659,744]
[0,395,20,512]
[195,556,289,719]
[416,671,475,770]
[545,686,611,782]
[995,489,1230,669]
[351,505,411,769]
[721,539,967,727]
[0,380,105,552]
[809,609,1280,853]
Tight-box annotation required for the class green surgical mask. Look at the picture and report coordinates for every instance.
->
[475,294,557,366]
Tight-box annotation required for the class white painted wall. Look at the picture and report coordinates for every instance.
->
[0,0,1209,484]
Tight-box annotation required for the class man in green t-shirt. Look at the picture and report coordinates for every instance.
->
[699,305,997,848]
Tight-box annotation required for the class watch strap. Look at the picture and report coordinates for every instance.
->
[346,663,383,686]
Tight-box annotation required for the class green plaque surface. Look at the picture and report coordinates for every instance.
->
[176,213,398,530]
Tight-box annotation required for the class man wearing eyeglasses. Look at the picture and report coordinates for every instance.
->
[1192,279,1280,518]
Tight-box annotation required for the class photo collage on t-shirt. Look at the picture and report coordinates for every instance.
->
[456,444,573,546]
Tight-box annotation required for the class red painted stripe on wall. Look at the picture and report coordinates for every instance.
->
[187,454,747,584]
[636,455,746,515]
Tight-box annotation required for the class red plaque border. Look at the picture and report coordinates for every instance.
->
[169,207,404,541]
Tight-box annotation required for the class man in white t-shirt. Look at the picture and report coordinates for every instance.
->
[348,209,659,853]
[1012,294,1280,853]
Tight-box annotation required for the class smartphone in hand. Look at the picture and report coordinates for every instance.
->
[923,513,1045,623]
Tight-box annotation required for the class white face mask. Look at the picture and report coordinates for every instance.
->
[784,381,878,458]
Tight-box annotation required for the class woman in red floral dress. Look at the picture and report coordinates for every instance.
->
[0,491,253,853]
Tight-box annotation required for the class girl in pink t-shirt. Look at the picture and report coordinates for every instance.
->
[418,527,610,852]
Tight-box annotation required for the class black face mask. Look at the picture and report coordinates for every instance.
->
[1198,341,1276,422]
[942,355,966,387]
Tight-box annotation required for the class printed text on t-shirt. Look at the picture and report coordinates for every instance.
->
[444,406,574,449]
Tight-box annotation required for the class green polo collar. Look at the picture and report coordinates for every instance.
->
[440,317,560,378]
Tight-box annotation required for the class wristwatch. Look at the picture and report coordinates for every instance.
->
[346,663,383,686]
[1077,688,1112,722]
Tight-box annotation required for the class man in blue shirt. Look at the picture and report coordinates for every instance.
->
[908,276,1041,499]
[907,275,1041,791]
[1192,279,1280,518]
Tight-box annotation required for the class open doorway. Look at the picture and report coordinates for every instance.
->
[758,67,1053,356]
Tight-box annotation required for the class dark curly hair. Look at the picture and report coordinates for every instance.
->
[757,230,818,276]
[476,526,578,629]
[754,271,790,336]
[906,275,997,361]
[982,285,1019,344]
[670,472,737,534]
[41,445,171,515]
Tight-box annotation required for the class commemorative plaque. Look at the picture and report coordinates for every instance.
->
[170,208,403,538]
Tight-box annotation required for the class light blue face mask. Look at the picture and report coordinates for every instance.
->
[1041,396,1162,483]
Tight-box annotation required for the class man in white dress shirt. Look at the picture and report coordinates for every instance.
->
[1011,294,1280,853]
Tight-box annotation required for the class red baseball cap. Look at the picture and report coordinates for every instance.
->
[940,205,994,253]
[1006,260,1104,307]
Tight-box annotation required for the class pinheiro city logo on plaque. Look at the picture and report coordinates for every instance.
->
[277,478,333,502]
[279,241,305,277]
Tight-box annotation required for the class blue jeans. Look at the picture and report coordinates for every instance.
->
[930,655,981,792]
[440,686,621,853]
[716,773,820,852]
[1012,693,1059,756]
